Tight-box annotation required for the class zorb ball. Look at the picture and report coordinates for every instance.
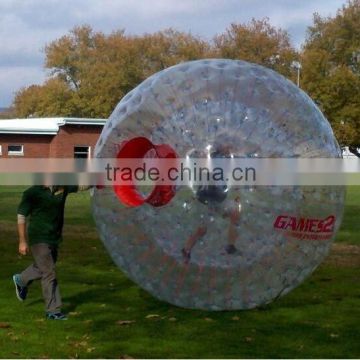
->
[91,59,345,310]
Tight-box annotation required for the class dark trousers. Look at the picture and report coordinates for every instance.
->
[20,243,62,313]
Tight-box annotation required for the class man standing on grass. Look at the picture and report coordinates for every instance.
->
[12,185,89,320]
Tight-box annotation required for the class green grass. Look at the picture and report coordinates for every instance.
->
[336,187,360,245]
[0,186,359,358]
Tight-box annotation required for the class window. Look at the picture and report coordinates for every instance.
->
[8,144,24,156]
[74,146,91,158]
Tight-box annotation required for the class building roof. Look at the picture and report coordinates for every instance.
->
[0,117,107,135]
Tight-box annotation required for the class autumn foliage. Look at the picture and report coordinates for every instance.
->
[301,0,360,148]
[13,2,360,149]
[13,19,297,119]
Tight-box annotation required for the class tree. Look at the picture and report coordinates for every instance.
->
[13,78,77,118]
[44,25,144,118]
[0,107,16,119]
[12,21,298,118]
[214,18,299,80]
[13,26,211,118]
[301,0,360,155]
[13,85,43,118]
[137,29,212,78]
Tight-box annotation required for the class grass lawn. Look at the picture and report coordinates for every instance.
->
[0,186,359,358]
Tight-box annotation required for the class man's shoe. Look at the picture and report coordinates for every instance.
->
[46,312,68,320]
[13,274,28,301]
[181,248,191,264]
[225,244,238,254]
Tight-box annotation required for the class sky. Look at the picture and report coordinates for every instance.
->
[0,0,346,108]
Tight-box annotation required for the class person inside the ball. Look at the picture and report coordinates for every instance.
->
[181,143,242,263]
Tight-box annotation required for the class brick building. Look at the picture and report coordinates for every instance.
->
[0,118,106,158]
